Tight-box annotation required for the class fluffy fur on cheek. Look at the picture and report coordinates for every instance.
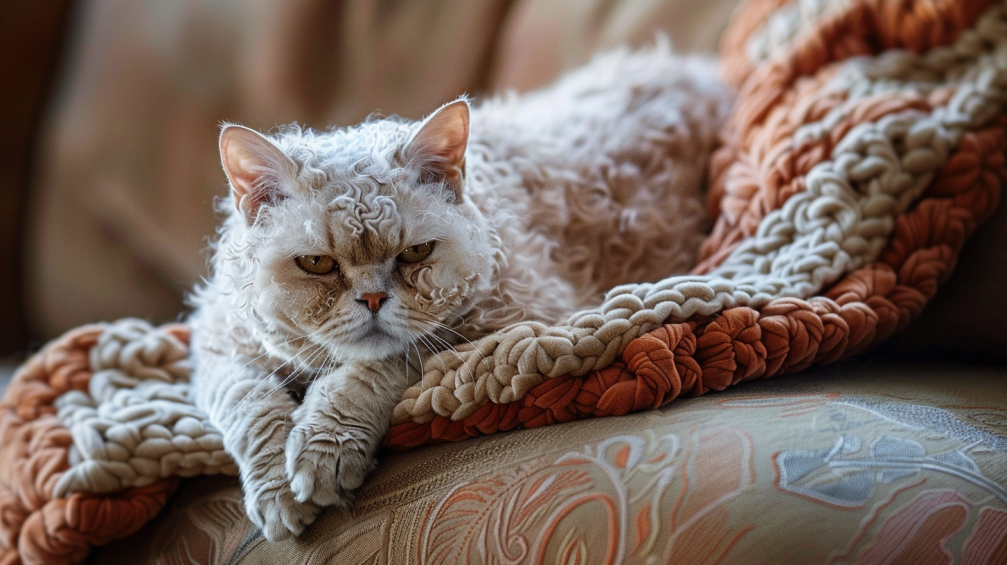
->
[406,250,480,315]
[221,217,319,343]
[254,268,328,331]
[390,190,498,330]
[245,249,306,336]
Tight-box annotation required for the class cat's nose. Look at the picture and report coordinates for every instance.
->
[358,292,388,312]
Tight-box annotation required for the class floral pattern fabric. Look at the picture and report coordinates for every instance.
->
[91,363,1007,564]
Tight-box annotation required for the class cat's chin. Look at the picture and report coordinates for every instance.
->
[336,329,407,362]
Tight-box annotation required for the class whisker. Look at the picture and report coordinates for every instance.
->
[257,345,328,403]
[425,322,488,379]
[233,333,308,373]
[439,311,467,330]
[411,341,425,381]
[233,342,315,409]
[417,334,450,374]
[403,343,411,385]
[423,330,464,362]
[412,313,489,370]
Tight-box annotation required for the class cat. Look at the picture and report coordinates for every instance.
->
[189,44,730,541]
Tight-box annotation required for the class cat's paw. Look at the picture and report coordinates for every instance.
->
[244,474,321,542]
[285,415,377,507]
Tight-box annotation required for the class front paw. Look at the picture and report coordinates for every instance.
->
[244,472,321,542]
[285,413,377,507]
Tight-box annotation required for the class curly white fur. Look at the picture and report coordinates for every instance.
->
[189,44,731,541]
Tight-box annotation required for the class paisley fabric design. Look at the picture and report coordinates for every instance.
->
[91,363,1007,564]
[418,428,757,564]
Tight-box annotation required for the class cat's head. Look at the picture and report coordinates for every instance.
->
[214,100,495,362]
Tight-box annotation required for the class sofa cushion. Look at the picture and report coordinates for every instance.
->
[90,362,1007,564]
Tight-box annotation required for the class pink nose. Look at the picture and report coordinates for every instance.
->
[359,292,388,312]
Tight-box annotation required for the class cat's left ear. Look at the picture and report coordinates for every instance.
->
[403,99,469,202]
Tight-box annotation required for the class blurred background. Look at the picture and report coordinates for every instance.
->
[3,0,1005,374]
[0,0,740,366]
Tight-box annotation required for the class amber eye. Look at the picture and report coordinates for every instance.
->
[397,242,435,263]
[295,255,337,275]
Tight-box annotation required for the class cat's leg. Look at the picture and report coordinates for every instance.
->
[285,358,409,507]
[192,349,320,541]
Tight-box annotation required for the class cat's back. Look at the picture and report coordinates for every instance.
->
[464,44,732,300]
[468,44,728,177]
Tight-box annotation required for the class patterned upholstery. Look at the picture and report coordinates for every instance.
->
[92,363,1007,564]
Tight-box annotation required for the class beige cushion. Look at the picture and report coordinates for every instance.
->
[91,363,1007,564]
[491,0,739,91]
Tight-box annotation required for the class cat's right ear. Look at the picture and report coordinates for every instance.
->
[219,124,297,224]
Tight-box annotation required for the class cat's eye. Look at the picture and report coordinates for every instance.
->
[397,242,435,263]
[295,255,337,275]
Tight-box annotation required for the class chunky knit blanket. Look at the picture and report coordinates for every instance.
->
[3,0,1006,562]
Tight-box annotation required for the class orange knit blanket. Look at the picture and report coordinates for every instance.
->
[2,0,1005,562]
[384,0,1005,446]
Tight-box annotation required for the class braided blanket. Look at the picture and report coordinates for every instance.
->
[385,0,1007,444]
[3,0,1006,562]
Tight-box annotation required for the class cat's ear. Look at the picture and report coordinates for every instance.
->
[219,124,297,223]
[403,99,469,202]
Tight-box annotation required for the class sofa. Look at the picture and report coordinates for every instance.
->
[2,0,1005,563]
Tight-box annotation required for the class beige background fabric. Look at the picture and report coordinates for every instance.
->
[26,0,740,339]
[89,362,1007,564]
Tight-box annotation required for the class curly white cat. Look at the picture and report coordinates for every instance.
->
[189,45,730,541]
